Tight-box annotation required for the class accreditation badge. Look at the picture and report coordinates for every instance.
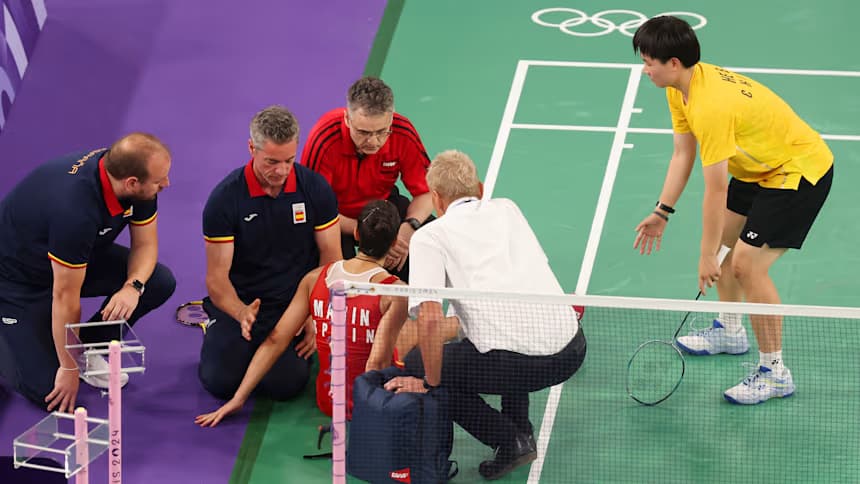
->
[292,202,307,224]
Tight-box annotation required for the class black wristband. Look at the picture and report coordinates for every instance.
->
[652,210,669,222]
[656,201,675,214]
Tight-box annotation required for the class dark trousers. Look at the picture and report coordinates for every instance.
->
[405,329,586,449]
[340,186,434,283]
[197,297,310,401]
[0,244,175,406]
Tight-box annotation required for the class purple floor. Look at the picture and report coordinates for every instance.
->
[0,1,385,482]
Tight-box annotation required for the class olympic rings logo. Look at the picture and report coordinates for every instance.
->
[531,9,708,38]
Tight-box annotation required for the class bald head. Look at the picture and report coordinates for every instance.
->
[104,132,170,182]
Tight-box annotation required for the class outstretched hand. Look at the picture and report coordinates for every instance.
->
[195,398,244,428]
[239,299,261,341]
[634,213,668,255]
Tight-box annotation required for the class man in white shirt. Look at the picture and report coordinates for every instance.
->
[384,150,587,480]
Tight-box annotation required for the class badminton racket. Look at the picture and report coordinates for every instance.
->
[175,301,213,334]
[626,245,731,405]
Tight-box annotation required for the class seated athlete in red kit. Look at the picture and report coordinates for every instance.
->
[195,200,407,427]
[310,200,408,417]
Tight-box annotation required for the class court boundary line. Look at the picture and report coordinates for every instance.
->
[483,60,529,199]
[510,124,860,142]
[483,58,860,483]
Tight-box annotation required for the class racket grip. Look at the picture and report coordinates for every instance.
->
[717,245,731,265]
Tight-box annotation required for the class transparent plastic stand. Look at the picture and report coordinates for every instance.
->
[64,320,146,378]
[11,321,145,483]
[12,411,109,478]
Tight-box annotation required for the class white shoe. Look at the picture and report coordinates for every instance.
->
[80,354,129,389]
[724,366,795,405]
[675,320,750,355]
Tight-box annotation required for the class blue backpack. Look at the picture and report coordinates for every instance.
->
[348,367,458,483]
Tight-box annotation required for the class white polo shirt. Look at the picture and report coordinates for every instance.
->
[408,197,578,355]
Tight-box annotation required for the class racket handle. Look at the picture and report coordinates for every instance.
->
[717,245,731,265]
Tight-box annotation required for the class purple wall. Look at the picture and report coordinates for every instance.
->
[0,0,46,132]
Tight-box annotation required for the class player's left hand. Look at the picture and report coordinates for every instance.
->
[384,376,427,394]
[634,213,667,255]
[195,397,245,428]
[102,284,140,321]
[698,253,721,294]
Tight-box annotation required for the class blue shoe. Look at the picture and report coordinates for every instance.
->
[675,320,750,355]
[724,366,795,405]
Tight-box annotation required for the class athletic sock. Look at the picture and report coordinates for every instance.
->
[718,312,743,333]
[759,351,784,373]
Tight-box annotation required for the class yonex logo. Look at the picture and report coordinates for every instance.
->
[382,161,397,167]
[244,213,258,222]
[2,317,17,325]
[99,228,113,236]
[746,231,759,240]
[531,8,707,38]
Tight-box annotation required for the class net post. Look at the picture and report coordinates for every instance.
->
[108,340,121,483]
[74,407,88,484]
[330,283,347,484]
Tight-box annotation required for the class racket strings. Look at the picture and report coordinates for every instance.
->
[627,340,685,406]
[176,302,211,334]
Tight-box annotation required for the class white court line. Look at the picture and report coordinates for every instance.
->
[511,123,860,141]
[521,59,860,77]
[483,60,529,199]
[575,67,643,296]
[528,65,644,484]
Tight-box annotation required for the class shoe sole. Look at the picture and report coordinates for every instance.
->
[482,452,537,481]
[675,341,750,356]
[724,389,795,405]
[80,376,130,389]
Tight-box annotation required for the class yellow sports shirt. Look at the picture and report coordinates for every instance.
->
[667,63,833,189]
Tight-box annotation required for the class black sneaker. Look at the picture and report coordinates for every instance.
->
[478,432,537,480]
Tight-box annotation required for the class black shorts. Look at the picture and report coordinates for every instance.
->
[727,165,833,249]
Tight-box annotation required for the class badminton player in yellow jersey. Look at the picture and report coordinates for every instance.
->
[631,16,833,404]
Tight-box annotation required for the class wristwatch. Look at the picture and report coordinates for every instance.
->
[403,217,422,231]
[423,377,438,390]
[129,279,145,296]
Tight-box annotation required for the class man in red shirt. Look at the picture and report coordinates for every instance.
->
[301,77,434,281]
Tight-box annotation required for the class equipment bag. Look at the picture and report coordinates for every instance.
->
[348,367,458,483]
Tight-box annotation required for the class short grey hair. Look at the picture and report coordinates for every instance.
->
[250,105,299,149]
[347,77,395,116]
[426,150,481,201]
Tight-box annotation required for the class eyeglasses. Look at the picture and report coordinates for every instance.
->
[347,115,393,142]
[351,126,392,142]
